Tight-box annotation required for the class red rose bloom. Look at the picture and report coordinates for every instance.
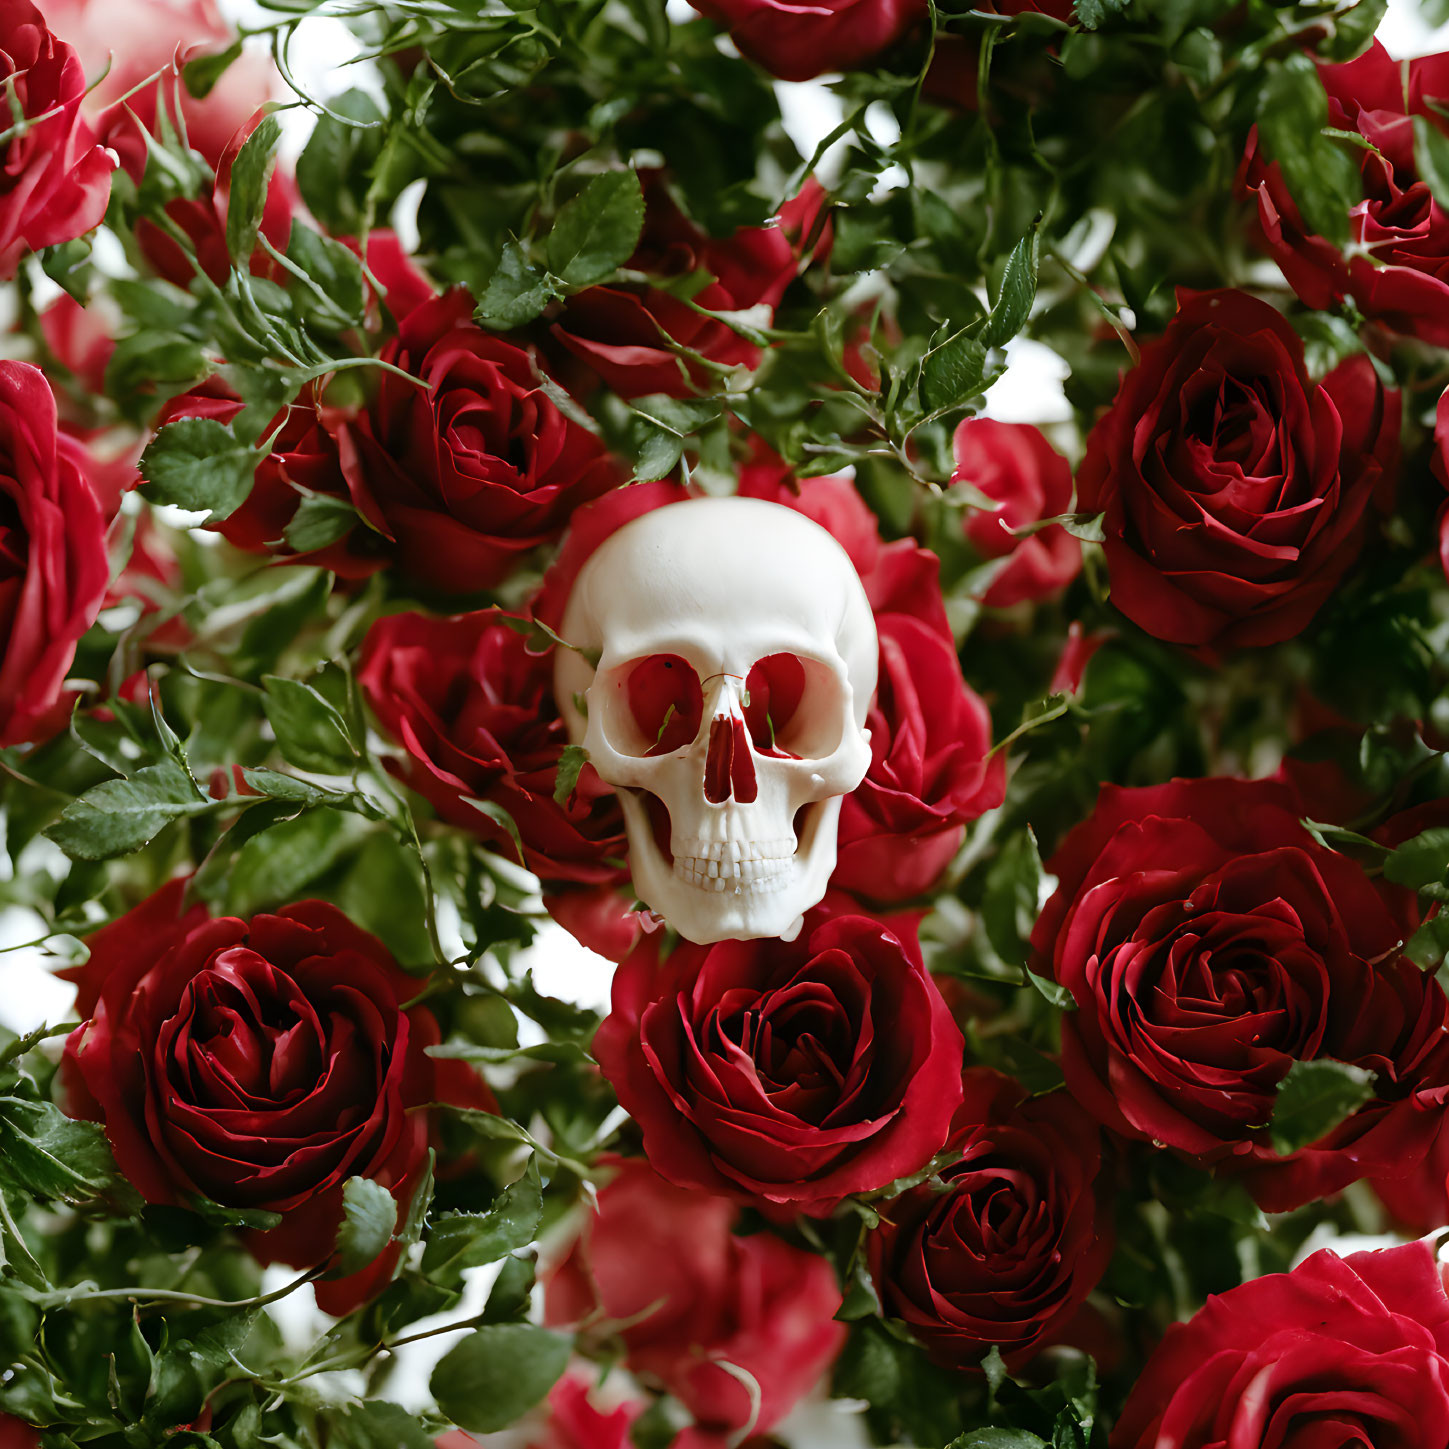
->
[544,1158,845,1438]
[686,0,927,81]
[0,0,115,278]
[953,417,1080,608]
[1032,776,1449,1212]
[868,1068,1112,1371]
[1077,290,1400,650]
[0,1417,37,1449]
[357,608,627,885]
[1241,41,1449,345]
[1113,1242,1449,1449]
[594,911,964,1213]
[62,880,494,1316]
[521,1376,642,1449]
[739,458,1005,901]
[365,289,622,591]
[551,180,808,399]
[0,361,109,747]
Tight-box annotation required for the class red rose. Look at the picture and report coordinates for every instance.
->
[0,0,114,278]
[550,179,808,399]
[686,0,927,80]
[544,1158,845,1437]
[520,1375,642,1449]
[61,880,494,1316]
[0,361,110,747]
[953,417,1080,608]
[357,608,628,885]
[868,1068,1112,1371]
[46,0,278,175]
[740,458,1005,901]
[594,911,964,1212]
[1032,776,1449,1212]
[1113,1242,1449,1449]
[361,290,622,591]
[1077,290,1399,650]
[1241,41,1449,345]
[0,1417,37,1449]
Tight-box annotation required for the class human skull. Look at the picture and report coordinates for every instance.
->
[555,496,878,944]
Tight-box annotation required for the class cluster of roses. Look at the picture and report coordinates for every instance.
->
[7,0,1449,1444]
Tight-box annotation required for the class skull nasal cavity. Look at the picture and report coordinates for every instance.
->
[705,714,758,804]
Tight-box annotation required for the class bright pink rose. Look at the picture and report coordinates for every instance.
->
[953,417,1080,607]
[544,1158,845,1438]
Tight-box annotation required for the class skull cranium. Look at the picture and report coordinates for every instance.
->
[554,496,877,944]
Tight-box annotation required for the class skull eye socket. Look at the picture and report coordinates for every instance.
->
[744,653,845,759]
[619,653,704,756]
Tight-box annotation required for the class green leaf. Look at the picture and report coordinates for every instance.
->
[295,90,384,237]
[1072,0,1128,28]
[225,807,363,916]
[1384,828,1449,892]
[546,170,645,288]
[1269,1058,1376,1155]
[330,1401,434,1449]
[140,417,259,522]
[334,1177,398,1277]
[982,827,1044,970]
[464,796,527,865]
[45,759,210,860]
[920,332,987,415]
[285,222,367,328]
[1258,57,1359,246]
[182,38,243,99]
[429,1323,572,1433]
[421,1158,542,1283]
[0,1185,48,1288]
[1415,117,1449,208]
[553,745,589,806]
[261,675,358,774]
[478,241,558,328]
[981,222,1041,349]
[0,1098,125,1205]
[187,1195,283,1231]
[226,115,283,263]
[283,492,360,553]
[1406,913,1449,970]
[947,1433,1049,1449]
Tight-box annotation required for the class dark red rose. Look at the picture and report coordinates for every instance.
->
[0,0,114,278]
[0,1416,37,1449]
[61,879,495,1316]
[550,179,811,399]
[0,361,110,747]
[544,1157,845,1438]
[1113,1242,1449,1449]
[357,608,627,886]
[136,111,297,287]
[594,911,964,1213]
[361,289,622,591]
[1032,776,1449,1212]
[953,417,1080,608]
[685,0,927,80]
[868,1068,1111,1372]
[1077,289,1400,650]
[1241,41,1449,345]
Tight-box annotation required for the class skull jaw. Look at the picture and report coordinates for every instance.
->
[617,789,842,944]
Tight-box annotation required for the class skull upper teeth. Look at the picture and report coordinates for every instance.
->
[672,839,794,893]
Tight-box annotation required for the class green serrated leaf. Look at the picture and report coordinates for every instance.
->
[283,492,360,553]
[45,759,210,861]
[421,1158,542,1283]
[334,1177,398,1277]
[1073,0,1128,28]
[429,1323,571,1433]
[981,222,1041,349]
[1269,1058,1376,1155]
[1385,827,1449,893]
[553,745,589,806]
[920,332,987,415]
[0,1098,125,1205]
[182,38,243,99]
[140,417,259,522]
[546,170,645,287]
[330,1400,434,1449]
[478,241,557,328]
[226,115,283,263]
[982,827,1044,970]
[285,222,367,329]
[261,675,358,774]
